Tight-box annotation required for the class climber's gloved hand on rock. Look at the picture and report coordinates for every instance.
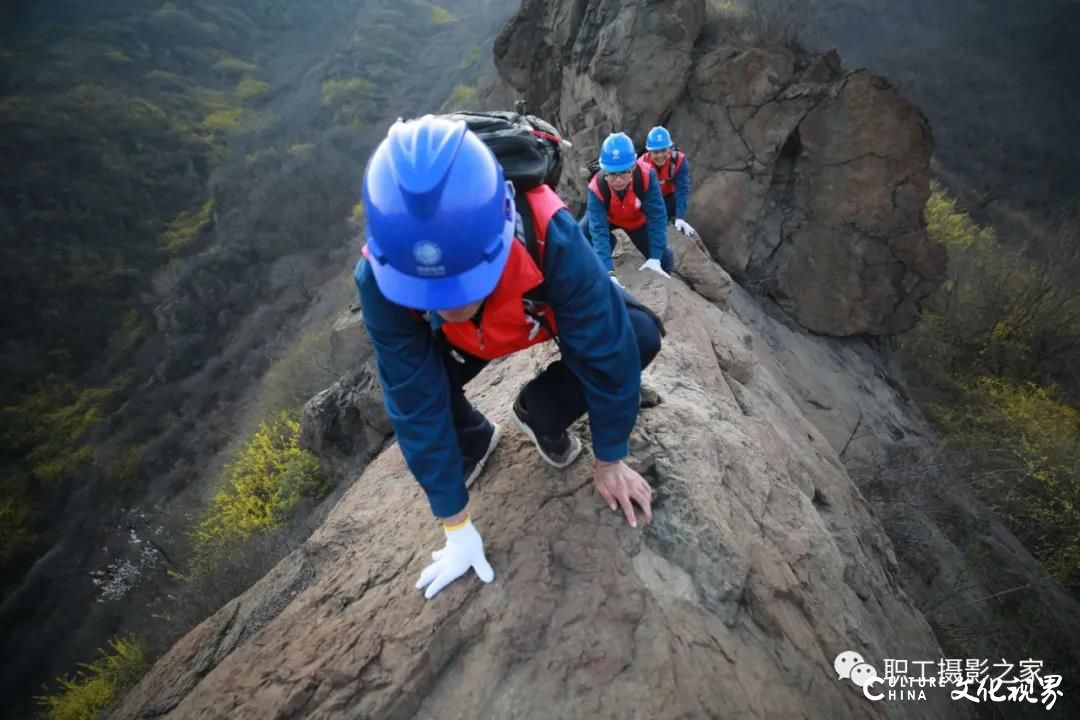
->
[638,258,671,278]
[674,218,696,237]
[593,460,653,528]
[416,512,494,599]
[608,271,624,288]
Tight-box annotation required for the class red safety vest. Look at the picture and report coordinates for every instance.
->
[639,150,684,197]
[362,185,560,361]
[588,159,653,231]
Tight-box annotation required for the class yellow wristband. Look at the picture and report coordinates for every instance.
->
[443,513,470,532]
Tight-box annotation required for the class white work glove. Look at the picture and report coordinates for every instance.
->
[609,272,624,288]
[638,258,671,278]
[674,218,696,237]
[416,514,494,599]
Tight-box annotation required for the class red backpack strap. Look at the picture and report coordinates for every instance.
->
[520,184,565,268]
[671,150,684,175]
[589,172,614,209]
[632,159,650,199]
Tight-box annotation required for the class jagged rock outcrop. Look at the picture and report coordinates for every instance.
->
[297,306,392,478]
[298,365,390,478]
[495,0,944,336]
[114,241,972,720]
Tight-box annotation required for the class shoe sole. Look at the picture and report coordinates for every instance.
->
[511,412,582,469]
[465,423,501,489]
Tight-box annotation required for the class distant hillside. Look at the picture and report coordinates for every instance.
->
[808,0,1080,211]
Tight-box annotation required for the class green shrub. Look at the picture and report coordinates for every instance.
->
[905,182,1080,380]
[906,183,1080,591]
[459,44,483,70]
[104,444,146,489]
[190,413,327,571]
[445,84,475,109]
[34,636,146,720]
[0,491,37,568]
[160,198,214,253]
[234,77,270,101]
[925,183,999,251]
[321,77,371,107]
[1,375,130,484]
[932,377,1080,588]
[100,48,132,63]
[213,56,257,75]
[321,77,375,126]
[429,3,459,24]
[201,108,241,132]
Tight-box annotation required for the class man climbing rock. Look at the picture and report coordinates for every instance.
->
[638,125,696,238]
[580,132,675,280]
[355,116,663,599]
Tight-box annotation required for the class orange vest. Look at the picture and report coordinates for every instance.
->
[640,151,684,197]
[588,159,652,231]
[439,185,565,360]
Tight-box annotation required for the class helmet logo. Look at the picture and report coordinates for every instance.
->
[414,241,442,265]
[612,149,621,158]
[413,241,445,276]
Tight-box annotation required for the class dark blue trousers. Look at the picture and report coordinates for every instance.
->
[663,193,676,222]
[442,293,663,468]
[578,216,675,273]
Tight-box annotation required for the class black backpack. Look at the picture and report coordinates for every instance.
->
[437,103,569,282]
[438,103,569,192]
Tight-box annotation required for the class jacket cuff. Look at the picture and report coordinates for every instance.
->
[593,440,629,463]
[428,481,468,519]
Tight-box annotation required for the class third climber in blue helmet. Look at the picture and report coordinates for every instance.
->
[355,116,664,601]
[639,126,696,238]
[579,132,675,280]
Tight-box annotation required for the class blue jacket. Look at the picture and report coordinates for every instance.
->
[355,207,642,518]
[586,167,668,272]
[673,154,691,220]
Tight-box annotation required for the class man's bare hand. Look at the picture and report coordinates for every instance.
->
[593,460,653,528]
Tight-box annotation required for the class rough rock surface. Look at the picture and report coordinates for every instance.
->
[298,365,390,479]
[114,249,976,720]
[328,306,372,378]
[494,1,944,336]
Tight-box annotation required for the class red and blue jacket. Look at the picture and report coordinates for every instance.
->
[639,150,691,220]
[354,187,642,518]
[585,160,668,272]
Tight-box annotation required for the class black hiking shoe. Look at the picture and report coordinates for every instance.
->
[463,421,501,489]
[511,395,582,469]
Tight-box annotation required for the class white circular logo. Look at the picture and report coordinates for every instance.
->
[849,662,879,688]
[834,651,865,679]
[413,241,442,266]
[612,149,621,158]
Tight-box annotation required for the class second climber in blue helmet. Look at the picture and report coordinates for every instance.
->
[639,126,696,238]
[355,115,664,600]
[579,132,675,281]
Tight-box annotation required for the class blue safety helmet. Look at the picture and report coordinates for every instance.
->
[362,115,515,311]
[645,126,673,151]
[599,132,637,173]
